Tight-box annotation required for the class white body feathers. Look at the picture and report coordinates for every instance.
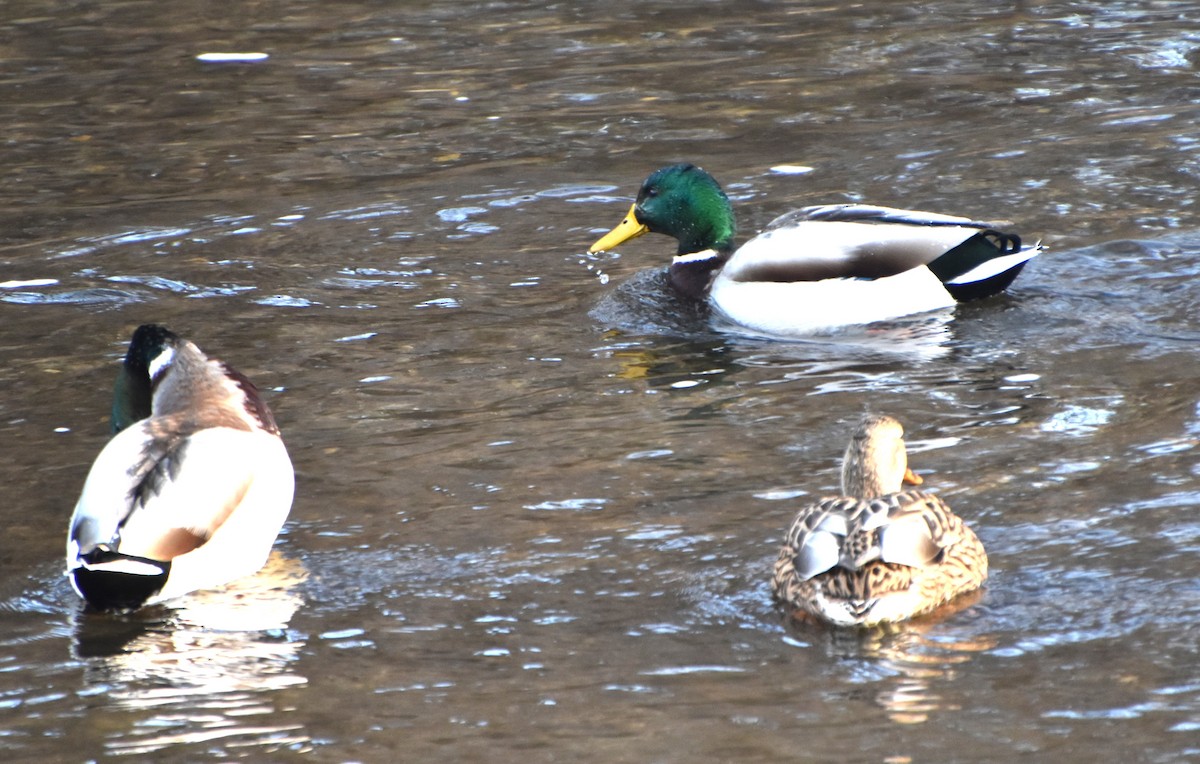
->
[706,206,1040,336]
[66,326,294,610]
[67,426,293,605]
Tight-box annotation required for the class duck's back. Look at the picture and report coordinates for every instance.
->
[721,209,985,285]
[772,490,988,626]
[709,204,1039,335]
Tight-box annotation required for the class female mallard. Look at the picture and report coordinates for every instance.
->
[66,324,294,611]
[589,164,1041,336]
[771,414,987,627]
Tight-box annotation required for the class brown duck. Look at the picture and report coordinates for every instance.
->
[772,414,987,626]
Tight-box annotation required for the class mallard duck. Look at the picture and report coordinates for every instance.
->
[771,414,987,627]
[66,324,294,611]
[589,164,1041,336]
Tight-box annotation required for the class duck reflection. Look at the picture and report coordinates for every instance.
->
[592,266,955,363]
[791,591,995,725]
[70,552,310,755]
[717,309,955,363]
[862,592,995,725]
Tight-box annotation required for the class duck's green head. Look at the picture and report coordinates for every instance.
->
[111,324,179,434]
[589,164,736,256]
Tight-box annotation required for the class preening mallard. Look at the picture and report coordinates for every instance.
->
[771,415,987,627]
[589,164,1042,336]
[66,324,294,611]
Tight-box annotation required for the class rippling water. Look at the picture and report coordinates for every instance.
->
[3,1,1200,761]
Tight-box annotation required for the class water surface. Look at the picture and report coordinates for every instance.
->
[2,1,1199,761]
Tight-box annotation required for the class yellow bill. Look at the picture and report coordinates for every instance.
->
[903,467,923,486]
[589,203,649,253]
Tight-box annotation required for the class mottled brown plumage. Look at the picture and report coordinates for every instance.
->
[772,415,987,627]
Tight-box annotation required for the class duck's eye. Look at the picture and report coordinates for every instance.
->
[645,186,658,198]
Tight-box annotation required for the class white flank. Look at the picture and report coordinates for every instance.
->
[67,422,294,605]
[149,429,293,604]
[709,267,955,336]
[68,424,162,557]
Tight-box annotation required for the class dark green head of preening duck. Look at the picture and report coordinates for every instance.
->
[590,163,737,256]
[111,324,180,434]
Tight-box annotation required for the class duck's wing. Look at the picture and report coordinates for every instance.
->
[778,496,861,581]
[776,204,995,228]
[870,492,954,569]
[723,204,1039,294]
[778,491,960,581]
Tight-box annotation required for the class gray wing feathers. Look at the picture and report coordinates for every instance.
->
[772,204,994,229]
[786,492,948,580]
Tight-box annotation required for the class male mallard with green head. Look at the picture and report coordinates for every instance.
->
[590,164,1041,336]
